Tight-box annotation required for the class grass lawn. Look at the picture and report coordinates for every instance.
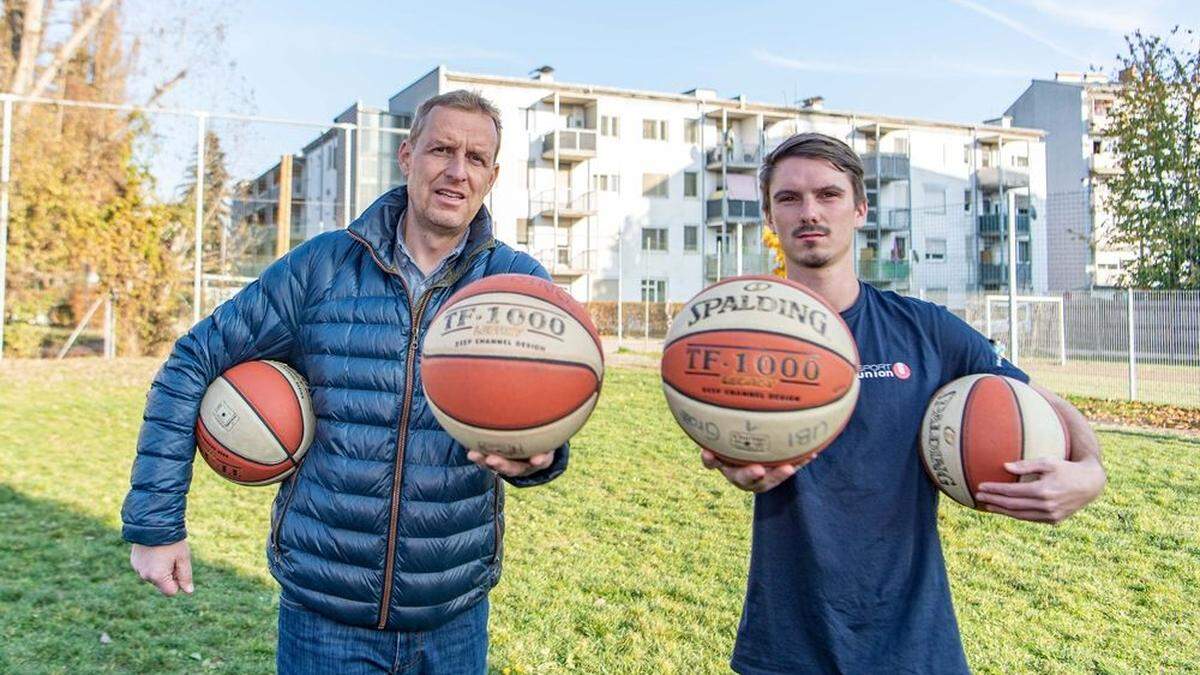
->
[1,359,1197,673]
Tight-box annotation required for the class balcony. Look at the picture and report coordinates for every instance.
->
[861,153,910,182]
[865,208,910,231]
[533,190,596,221]
[1089,152,1120,175]
[976,166,1030,190]
[533,247,594,279]
[541,129,598,163]
[1089,113,1112,135]
[977,213,1031,236]
[706,198,761,224]
[979,262,1032,288]
[858,259,910,285]
[706,144,762,173]
[705,250,774,280]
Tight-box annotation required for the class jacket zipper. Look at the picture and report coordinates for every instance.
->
[270,472,301,554]
[492,475,503,563]
[346,229,497,630]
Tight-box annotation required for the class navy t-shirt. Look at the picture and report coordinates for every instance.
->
[730,282,1028,675]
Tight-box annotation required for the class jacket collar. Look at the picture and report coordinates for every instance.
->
[347,185,495,276]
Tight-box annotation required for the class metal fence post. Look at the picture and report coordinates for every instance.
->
[1128,288,1137,401]
[1057,297,1066,366]
[1006,191,1018,366]
[0,96,12,360]
[192,112,207,325]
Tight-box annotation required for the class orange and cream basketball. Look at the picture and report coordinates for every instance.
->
[919,374,1070,509]
[421,274,604,459]
[196,360,315,486]
[661,275,860,466]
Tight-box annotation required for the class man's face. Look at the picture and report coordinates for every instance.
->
[398,106,500,234]
[764,156,866,270]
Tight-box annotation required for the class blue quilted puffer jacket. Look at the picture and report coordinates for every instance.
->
[121,186,568,631]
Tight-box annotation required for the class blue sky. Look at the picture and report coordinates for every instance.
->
[196,0,1196,124]
[123,0,1197,188]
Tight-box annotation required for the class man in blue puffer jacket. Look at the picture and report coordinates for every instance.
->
[121,90,568,673]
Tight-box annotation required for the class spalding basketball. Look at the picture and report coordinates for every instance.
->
[195,360,315,486]
[661,275,860,466]
[421,274,604,459]
[919,374,1069,509]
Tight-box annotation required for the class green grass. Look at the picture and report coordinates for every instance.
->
[1,360,1198,673]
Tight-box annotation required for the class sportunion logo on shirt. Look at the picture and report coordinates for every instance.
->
[858,362,912,381]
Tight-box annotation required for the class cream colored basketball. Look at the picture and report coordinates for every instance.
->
[919,374,1069,509]
[661,275,860,465]
[421,274,604,459]
[196,360,315,485]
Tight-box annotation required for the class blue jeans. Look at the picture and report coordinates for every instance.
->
[276,594,489,674]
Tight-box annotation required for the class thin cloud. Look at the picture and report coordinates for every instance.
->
[945,0,1093,64]
[752,49,1034,80]
[1011,0,1165,35]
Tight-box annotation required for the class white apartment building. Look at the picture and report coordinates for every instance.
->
[385,66,1046,307]
[1006,72,1126,289]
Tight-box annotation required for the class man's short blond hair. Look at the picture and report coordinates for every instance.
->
[408,90,503,160]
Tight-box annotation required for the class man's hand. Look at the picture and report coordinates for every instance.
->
[975,456,1106,524]
[700,449,821,493]
[130,540,193,597]
[467,450,555,478]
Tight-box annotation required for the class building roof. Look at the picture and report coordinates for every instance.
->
[432,67,1044,140]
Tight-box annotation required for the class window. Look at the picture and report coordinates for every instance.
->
[925,237,947,262]
[684,225,699,252]
[642,173,669,198]
[924,185,946,215]
[893,137,910,154]
[601,115,620,137]
[641,227,668,252]
[1012,154,1029,168]
[515,218,530,245]
[963,144,972,164]
[684,172,698,198]
[1018,240,1031,263]
[327,147,336,169]
[963,190,972,212]
[684,119,699,144]
[593,173,620,192]
[641,278,667,302]
[643,119,668,141]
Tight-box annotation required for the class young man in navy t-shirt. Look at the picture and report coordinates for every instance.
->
[700,133,1107,674]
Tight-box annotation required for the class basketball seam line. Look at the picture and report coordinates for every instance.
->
[661,380,852,412]
[197,417,292,468]
[960,380,979,508]
[663,327,859,371]
[423,352,603,377]
[219,374,295,463]
[262,360,309,460]
[1002,377,1027,464]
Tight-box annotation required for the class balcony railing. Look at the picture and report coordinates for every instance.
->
[533,189,596,219]
[977,213,1031,236]
[705,250,774,280]
[532,247,595,278]
[1089,152,1120,175]
[866,207,911,231]
[858,259,910,284]
[541,129,598,161]
[976,166,1030,190]
[706,144,763,171]
[861,153,910,182]
[978,262,1032,287]
[706,198,761,222]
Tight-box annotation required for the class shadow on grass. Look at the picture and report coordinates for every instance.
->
[0,484,279,673]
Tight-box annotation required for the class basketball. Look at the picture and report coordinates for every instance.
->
[919,374,1070,509]
[661,275,860,466]
[195,360,315,486]
[421,274,604,459]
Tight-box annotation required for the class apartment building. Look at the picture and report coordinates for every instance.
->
[237,66,1048,307]
[384,66,1046,307]
[1006,72,1125,289]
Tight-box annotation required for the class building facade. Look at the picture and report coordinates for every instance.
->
[386,66,1046,307]
[1006,72,1125,290]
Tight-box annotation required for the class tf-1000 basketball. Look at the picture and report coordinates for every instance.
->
[195,360,315,485]
[919,374,1069,509]
[421,274,604,459]
[661,275,860,465]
